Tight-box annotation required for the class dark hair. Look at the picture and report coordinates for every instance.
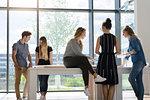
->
[22,31,32,38]
[102,18,112,29]
[40,36,47,46]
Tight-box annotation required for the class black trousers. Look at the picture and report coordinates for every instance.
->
[63,56,95,86]
[38,75,49,94]
[38,59,50,94]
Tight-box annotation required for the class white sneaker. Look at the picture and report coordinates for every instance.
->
[40,96,46,100]
[84,88,91,96]
[17,97,22,100]
[94,75,106,82]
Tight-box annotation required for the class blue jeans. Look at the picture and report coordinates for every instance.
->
[128,61,145,100]
[38,75,49,94]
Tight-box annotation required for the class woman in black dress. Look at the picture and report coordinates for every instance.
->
[35,36,53,100]
[95,18,120,100]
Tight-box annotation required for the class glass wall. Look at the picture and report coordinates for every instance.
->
[121,0,134,10]
[0,0,7,7]
[0,10,7,92]
[9,11,37,91]
[121,13,134,67]
[9,0,37,8]
[39,0,88,9]
[94,0,115,9]
[39,11,89,65]
[0,0,134,93]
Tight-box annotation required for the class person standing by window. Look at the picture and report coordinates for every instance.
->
[35,36,53,100]
[12,31,32,100]
[120,25,146,100]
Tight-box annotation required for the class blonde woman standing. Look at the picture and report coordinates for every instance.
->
[35,36,53,100]
[63,27,106,96]
[121,25,146,100]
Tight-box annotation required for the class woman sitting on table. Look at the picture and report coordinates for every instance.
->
[35,36,53,100]
[63,27,106,96]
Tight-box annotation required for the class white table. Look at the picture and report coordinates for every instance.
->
[27,65,96,100]
[27,65,150,100]
[96,66,150,100]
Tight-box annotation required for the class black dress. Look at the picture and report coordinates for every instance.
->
[96,33,118,85]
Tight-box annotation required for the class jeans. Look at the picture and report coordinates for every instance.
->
[63,56,95,86]
[38,75,49,94]
[128,61,145,100]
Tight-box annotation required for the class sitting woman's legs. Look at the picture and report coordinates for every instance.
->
[63,56,96,87]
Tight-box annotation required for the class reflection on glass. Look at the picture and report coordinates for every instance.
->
[9,11,37,91]
[39,0,88,9]
[0,10,7,92]
[121,0,134,11]
[94,0,115,9]
[9,0,37,8]
[94,13,115,64]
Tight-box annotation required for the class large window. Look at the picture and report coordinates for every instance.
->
[0,0,7,7]
[39,11,89,65]
[0,10,7,92]
[9,0,37,8]
[9,11,37,91]
[39,0,88,9]
[39,11,89,90]
[121,0,134,10]
[0,0,134,94]
[121,13,134,67]
[94,0,115,9]
[121,13,134,99]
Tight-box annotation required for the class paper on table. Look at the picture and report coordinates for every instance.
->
[116,54,126,58]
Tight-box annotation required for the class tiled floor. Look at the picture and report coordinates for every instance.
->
[0,91,150,100]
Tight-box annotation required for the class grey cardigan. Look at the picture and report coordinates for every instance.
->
[63,38,86,58]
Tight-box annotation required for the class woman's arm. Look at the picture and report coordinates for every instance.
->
[28,51,32,67]
[49,51,53,65]
[35,52,39,66]
[115,37,120,54]
[95,37,100,55]
[70,39,86,57]
[129,37,141,54]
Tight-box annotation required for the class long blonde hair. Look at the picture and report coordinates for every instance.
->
[123,25,139,40]
[39,36,48,60]
[74,27,86,49]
